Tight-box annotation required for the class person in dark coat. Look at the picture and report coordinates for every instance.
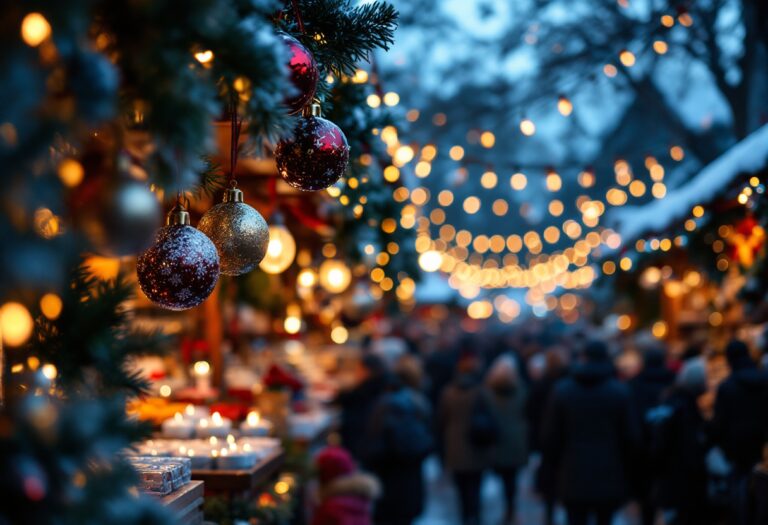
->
[650,359,710,525]
[527,347,568,525]
[711,340,768,525]
[438,350,492,525]
[628,347,676,525]
[335,354,389,460]
[486,355,528,525]
[364,355,433,525]
[542,341,640,525]
[312,446,380,525]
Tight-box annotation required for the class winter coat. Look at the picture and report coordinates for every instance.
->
[312,473,380,525]
[542,362,640,505]
[650,388,709,511]
[336,374,389,460]
[438,373,491,473]
[711,366,768,472]
[526,369,567,453]
[489,383,528,469]
[364,387,432,523]
[749,465,768,525]
[628,364,675,494]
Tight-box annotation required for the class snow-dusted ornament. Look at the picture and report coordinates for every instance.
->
[137,204,220,310]
[275,104,349,191]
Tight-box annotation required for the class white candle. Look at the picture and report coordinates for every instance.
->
[184,403,209,422]
[161,412,195,439]
[193,361,211,392]
[216,446,257,470]
[196,411,232,439]
[240,411,273,437]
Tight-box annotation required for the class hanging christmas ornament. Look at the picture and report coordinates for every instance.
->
[275,104,349,191]
[72,152,162,256]
[137,203,220,310]
[198,185,269,276]
[281,34,319,114]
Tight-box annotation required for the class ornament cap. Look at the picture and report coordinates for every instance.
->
[223,187,244,203]
[302,103,322,118]
[167,204,190,226]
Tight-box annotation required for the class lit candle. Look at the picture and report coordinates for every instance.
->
[193,360,211,392]
[216,445,257,470]
[184,403,209,422]
[240,411,273,437]
[196,411,232,438]
[161,412,195,439]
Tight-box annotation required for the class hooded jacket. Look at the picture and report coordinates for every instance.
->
[542,360,640,505]
[312,473,380,525]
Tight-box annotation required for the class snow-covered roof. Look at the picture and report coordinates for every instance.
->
[610,123,768,243]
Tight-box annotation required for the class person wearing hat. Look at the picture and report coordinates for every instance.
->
[711,339,768,525]
[312,446,380,525]
[542,340,639,525]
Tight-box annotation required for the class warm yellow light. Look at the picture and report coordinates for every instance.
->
[352,69,369,83]
[381,218,397,233]
[383,92,400,106]
[619,50,636,67]
[366,94,381,108]
[510,172,527,190]
[480,171,498,189]
[418,250,443,272]
[393,145,415,166]
[467,300,493,320]
[603,64,618,77]
[653,41,668,54]
[194,50,214,64]
[463,196,481,214]
[21,13,51,47]
[603,261,616,275]
[629,180,646,197]
[330,325,348,344]
[578,170,595,188]
[546,172,562,192]
[652,321,667,339]
[0,302,33,347]
[159,385,172,397]
[557,95,573,116]
[58,159,84,187]
[383,165,400,182]
[492,199,508,216]
[41,363,57,380]
[619,257,633,271]
[652,183,667,199]
[437,189,454,206]
[193,360,210,375]
[670,146,685,161]
[414,161,431,178]
[319,260,352,294]
[549,200,564,217]
[40,293,62,320]
[480,131,496,148]
[519,119,536,136]
[449,145,465,161]
[709,311,723,327]
[260,225,296,274]
[692,205,704,218]
[616,314,632,331]
[284,316,302,334]
[421,144,437,160]
[297,268,317,288]
[661,15,675,27]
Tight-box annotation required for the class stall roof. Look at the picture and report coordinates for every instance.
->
[609,123,768,244]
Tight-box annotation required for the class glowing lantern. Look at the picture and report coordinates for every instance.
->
[259,225,296,274]
[319,260,352,294]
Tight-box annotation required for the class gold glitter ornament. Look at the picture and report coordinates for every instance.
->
[198,186,269,276]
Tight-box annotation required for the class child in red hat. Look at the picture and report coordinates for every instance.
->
[311,446,380,525]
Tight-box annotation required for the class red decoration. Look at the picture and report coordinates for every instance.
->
[275,109,349,191]
[281,35,318,114]
[137,215,220,310]
[263,364,304,392]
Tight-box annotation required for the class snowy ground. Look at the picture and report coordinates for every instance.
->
[415,456,638,525]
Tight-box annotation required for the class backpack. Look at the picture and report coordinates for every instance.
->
[468,390,500,448]
[370,390,434,463]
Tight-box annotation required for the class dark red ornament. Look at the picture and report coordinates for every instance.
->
[137,205,220,310]
[275,104,350,191]
[282,34,319,114]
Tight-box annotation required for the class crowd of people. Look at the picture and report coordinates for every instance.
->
[310,324,768,525]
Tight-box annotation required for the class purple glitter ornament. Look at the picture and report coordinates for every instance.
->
[275,104,350,191]
[282,34,319,114]
[137,205,220,310]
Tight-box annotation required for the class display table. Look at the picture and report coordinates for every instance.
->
[158,480,205,525]
[191,447,285,496]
